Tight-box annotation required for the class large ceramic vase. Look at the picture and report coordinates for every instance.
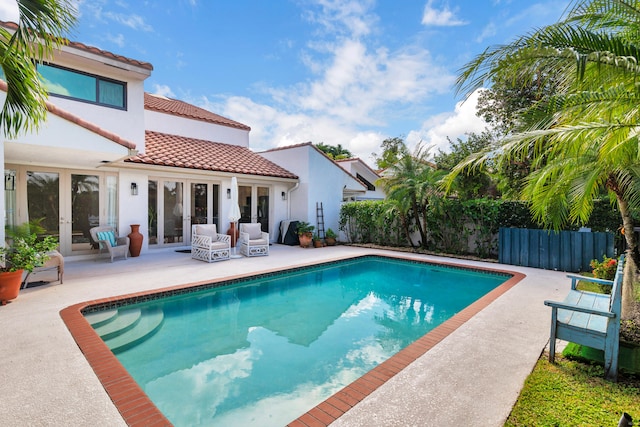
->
[0,269,24,305]
[227,222,240,247]
[299,232,313,248]
[128,224,143,257]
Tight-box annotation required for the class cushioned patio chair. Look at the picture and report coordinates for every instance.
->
[23,250,64,289]
[90,226,130,262]
[191,224,231,262]
[239,223,269,257]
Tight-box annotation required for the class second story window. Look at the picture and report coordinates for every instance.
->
[37,63,126,109]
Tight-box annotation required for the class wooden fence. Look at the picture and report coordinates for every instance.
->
[498,227,615,272]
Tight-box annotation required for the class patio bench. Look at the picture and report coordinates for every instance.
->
[544,255,624,381]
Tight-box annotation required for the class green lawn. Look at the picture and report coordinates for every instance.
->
[505,355,640,426]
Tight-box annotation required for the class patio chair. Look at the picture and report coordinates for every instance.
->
[191,224,231,262]
[239,223,269,257]
[23,250,64,289]
[90,226,130,262]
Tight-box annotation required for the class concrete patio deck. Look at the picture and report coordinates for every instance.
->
[0,244,568,426]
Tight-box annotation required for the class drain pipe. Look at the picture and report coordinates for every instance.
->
[619,413,633,427]
[286,182,299,220]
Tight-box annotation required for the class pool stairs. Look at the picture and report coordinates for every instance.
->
[84,307,164,354]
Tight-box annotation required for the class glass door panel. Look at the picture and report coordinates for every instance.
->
[257,187,269,232]
[27,171,60,243]
[190,183,208,225]
[238,185,252,224]
[71,174,99,251]
[148,181,158,245]
[163,181,184,244]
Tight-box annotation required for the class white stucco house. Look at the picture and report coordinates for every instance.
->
[335,158,385,201]
[260,143,368,238]
[0,22,381,258]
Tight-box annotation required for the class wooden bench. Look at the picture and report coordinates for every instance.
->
[544,255,624,381]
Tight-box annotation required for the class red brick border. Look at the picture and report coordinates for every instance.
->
[60,256,525,427]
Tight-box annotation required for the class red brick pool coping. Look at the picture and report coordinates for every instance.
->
[60,255,525,427]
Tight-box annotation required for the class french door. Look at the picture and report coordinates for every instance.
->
[8,166,117,256]
[237,185,270,233]
[148,179,219,247]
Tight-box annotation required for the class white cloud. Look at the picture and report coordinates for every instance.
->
[0,0,19,22]
[103,12,153,31]
[406,89,488,154]
[476,22,497,43]
[304,0,378,38]
[105,33,125,47]
[152,84,176,98]
[421,0,468,27]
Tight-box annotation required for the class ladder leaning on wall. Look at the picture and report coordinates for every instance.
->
[316,202,325,239]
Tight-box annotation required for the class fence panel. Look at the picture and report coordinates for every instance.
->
[499,227,615,272]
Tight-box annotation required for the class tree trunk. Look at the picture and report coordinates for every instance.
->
[616,192,639,318]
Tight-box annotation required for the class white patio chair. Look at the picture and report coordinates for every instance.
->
[89,226,130,262]
[239,223,269,257]
[191,224,231,262]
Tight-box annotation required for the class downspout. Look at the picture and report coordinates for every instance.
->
[287,182,299,219]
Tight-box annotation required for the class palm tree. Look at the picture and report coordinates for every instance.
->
[378,145,444,248]
[447,0,640,315]
[0,0,76,138]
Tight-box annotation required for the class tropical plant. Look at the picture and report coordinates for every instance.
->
[2,221,58,273]
[378,144,445,248]
[296,221,314,235]
[0,0,76,138]
[446,0,640,314]
[325,228,336,238]
[590,255,618,281]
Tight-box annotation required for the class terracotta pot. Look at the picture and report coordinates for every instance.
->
[298,232,313,248]
[128,224,143,257]
[325,237,336,246]
[0,269,24,305]
[227,222,240,247]
[313,239,323,248]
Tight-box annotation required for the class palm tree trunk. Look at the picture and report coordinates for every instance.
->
[615,192,639,318]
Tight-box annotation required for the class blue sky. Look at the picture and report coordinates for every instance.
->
[0,0,569,166]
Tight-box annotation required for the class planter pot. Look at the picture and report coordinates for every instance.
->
[325,237,336,246]
[313,239,323,248]
[299,232,313,248]
[128,224,144,257]
[0,270,24,305]
[227,223,240,247]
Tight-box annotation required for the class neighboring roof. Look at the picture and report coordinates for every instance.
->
[336,157,381,178]
[128,131,297,179]
[144,93,251,131]
[261,142,366,190]
[0,21,153,71]
[0,80,137,150]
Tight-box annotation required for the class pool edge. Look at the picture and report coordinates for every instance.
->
[59,255,525,427]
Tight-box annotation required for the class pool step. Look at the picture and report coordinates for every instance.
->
[84,309,119,329]
[91,308,142,341]
[103,307,165,354]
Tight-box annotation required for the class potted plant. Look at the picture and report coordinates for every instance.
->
[312,233,323,248]
[0,222,58,304]
[296,221,315,248]
[325,228,337,246]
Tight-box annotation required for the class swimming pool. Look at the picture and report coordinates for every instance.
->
[71,255,514,427]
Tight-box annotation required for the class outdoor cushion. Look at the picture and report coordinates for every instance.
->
[96,231,117,247]
[208,241,229,250]
[195,225,217,239]
[248,238,268,245]
[244,223,262,240]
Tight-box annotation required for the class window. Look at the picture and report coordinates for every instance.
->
[37,63,126,109]
[356,173,375,191]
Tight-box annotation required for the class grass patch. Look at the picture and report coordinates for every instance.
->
[505,355,640,426]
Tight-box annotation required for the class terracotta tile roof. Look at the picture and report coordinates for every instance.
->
[0,21,153,71]
[144,93,251,131]
[128,131,297,179]
[0,80,137,150]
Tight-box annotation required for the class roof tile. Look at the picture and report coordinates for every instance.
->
[144,93,250,131]
[129,131,298,179]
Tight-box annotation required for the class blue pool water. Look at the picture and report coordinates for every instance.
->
[88,256,508,426]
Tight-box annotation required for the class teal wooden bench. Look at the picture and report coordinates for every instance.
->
[544,255,624,381]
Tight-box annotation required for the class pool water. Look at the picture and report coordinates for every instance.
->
[89,256,508,426]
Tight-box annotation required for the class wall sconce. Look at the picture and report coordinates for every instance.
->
[281,191,286,201]
[227,188,231,199]
[4,174,15,191]
[130,182,138,196]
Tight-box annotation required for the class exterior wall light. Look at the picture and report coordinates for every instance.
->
[227,188,231,199]
[131,182,138,196]
[4,174,15,191]
[281,191,286,201]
